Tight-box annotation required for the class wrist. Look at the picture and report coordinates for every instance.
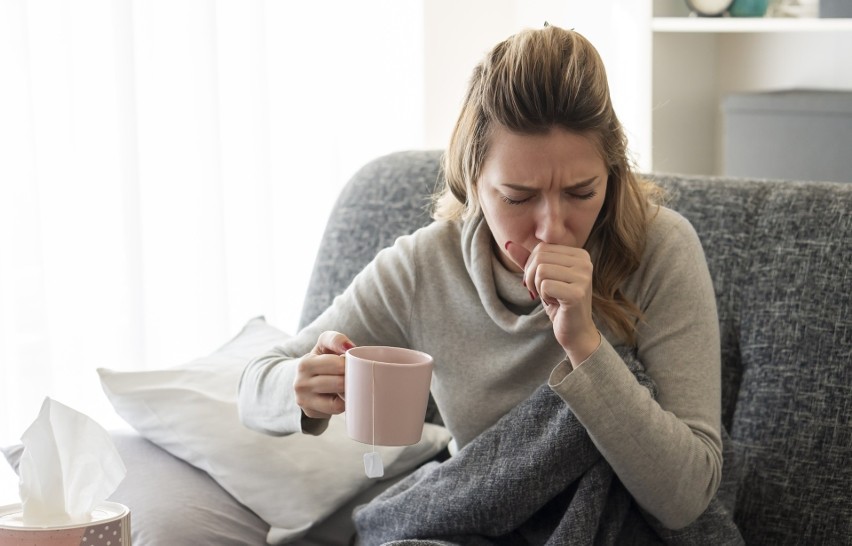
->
[565,329,602,369]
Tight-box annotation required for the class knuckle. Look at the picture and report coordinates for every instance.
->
[296,356,312,375]
[294,392,309,407]
[317,331,333,346]
[332,354,345,373]
[293,379,310,395]
[318,330,340,346]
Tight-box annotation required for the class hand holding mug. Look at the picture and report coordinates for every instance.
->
[294,331,354,419]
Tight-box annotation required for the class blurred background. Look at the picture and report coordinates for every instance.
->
[1,0,850,446]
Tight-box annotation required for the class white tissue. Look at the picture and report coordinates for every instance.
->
[17,397,126,526]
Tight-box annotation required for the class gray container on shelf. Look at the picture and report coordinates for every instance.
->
[722,90,852,183]
[820,0,852,17]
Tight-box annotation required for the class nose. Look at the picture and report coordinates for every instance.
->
[534,197,567,244]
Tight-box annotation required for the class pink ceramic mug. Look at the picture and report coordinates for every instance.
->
[344,346,433,447]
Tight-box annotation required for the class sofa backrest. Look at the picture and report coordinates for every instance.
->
[300,151,852,544]
[656,173,852,544]
[300,150,441,329]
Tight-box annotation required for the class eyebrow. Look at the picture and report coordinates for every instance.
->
[502,177,599,192]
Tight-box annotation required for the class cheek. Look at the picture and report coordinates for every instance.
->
[482,202,526,242]
[496,215,534,248]
[574,201,606,241]
[574,208,600,230]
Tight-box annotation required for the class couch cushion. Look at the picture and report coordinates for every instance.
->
[649,175,852,543]
[730,180,852,544]
[97,316,451,544]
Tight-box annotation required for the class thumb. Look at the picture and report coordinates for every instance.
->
[504,241,531,271]
[314,331,356,356]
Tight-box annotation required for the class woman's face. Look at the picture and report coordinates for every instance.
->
[477,125,609,273]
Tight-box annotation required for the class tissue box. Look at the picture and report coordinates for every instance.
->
[0,502,130,545]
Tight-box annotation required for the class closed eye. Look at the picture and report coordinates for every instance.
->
[500,194,531,205]
[571,190,597,201]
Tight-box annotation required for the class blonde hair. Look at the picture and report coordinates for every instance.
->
[433,25,663,345]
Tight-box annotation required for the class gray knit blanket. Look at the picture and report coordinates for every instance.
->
[353,351,744,546]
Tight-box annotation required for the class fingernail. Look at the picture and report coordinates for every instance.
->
[343,342,354,351]
[504,241,512,251]
[529,290,536,300]
[522,278,527,288]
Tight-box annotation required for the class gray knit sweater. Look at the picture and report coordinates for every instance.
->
[238,206,722,529]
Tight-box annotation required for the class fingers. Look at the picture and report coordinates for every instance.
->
[300,393,345,420]
[296,348,349,419]
[538,277,590,307]
[504,241,532,271]
[523,244,592,301]
[299,352,346,377]
[312,330,356,356]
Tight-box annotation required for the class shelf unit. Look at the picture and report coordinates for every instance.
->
[652,16,852,32]
[645,8,852,177]
[472,1,852,178]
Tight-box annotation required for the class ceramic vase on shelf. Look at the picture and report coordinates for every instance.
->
[685,0,734,16]
[730,0,770,16]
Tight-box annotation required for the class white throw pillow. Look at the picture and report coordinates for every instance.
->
[98,316,451,545]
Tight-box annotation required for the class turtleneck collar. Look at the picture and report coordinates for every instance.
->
[460,214,553,334]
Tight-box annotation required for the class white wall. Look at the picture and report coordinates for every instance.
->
[422,0,515,149]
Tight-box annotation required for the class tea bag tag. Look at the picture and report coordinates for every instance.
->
[363,359,384,478]
[364,451,384,478]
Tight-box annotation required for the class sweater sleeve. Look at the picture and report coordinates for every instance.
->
[237,232,420,436]
[548,211,723,530]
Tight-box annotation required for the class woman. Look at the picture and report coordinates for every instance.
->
[238,25,722,531]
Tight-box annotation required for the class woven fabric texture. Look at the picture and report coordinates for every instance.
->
[655,174,852,545]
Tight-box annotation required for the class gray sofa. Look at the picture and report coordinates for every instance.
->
[302,150,852,544]
[6,150,851,545]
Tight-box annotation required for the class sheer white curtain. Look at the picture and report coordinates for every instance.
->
[0,0,425,444]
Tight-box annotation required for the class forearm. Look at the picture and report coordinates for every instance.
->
[549,339,722,529]
[238,349,329,436]
[238,238,419,436]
